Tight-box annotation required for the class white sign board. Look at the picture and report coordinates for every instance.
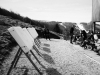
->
[23,28,35,48]
[27,27,38,39]
[23,28,34,42]
[8,27,33,53]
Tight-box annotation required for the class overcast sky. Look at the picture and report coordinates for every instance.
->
[0,0,92,23]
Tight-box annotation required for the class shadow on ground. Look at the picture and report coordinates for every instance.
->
[46,68,62,75]
[43,44,50,47]
[42,47,51,53]
[41,54,55,64]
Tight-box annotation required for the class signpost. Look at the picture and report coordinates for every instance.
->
[7,27,43,75]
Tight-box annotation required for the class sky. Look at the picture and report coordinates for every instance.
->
[0,0,92,23]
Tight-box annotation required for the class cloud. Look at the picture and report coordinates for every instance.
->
[9,0,23,3]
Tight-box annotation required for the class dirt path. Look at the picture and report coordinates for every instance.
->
[1,39,100,75]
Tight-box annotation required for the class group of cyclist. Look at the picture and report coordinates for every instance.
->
[69,25,98,51]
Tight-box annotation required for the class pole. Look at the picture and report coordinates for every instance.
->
[7,47,21,75]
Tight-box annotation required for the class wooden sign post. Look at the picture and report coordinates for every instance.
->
[7,27,43,75]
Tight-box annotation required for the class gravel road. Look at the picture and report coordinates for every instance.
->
[1,39,100,75]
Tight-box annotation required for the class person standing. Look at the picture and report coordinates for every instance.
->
[81,30,87,43]
[87,31,95,50]
[81,30,87,47]
[46,28,50,40]
[43,25,47,39]
[88,31,94,42]
[44,27,47,39]
[43,27,50,40]
[70,26,74,44]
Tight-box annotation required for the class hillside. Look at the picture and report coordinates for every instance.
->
[0,11,79,70]
[0,15,33,66]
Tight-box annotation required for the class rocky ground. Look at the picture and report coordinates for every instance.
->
[0,38,100,75]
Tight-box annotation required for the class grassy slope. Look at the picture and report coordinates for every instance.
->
[0,15,32,65]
